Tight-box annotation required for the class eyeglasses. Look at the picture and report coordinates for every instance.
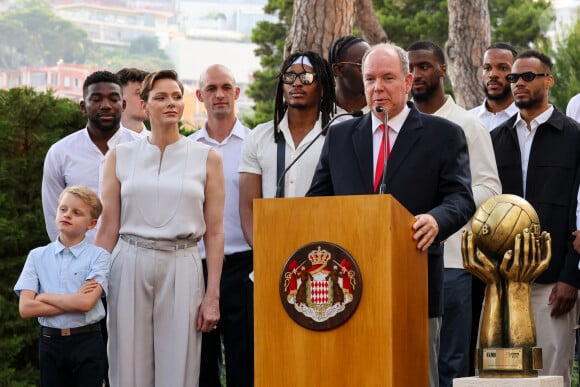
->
[281,72,317,85]
[505,72,550,83]
[336,61,362,68]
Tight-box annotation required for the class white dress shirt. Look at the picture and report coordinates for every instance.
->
[370,104,410,174]
[470,100,518,131]
[189,119,251,257]
[135,125,151,138]
[41,126,139,242]
[514,105,554,198]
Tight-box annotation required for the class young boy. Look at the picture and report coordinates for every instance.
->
[14,185,110,387]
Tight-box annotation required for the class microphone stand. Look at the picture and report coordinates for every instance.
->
[375,106,389,194]
[275,110,364,198]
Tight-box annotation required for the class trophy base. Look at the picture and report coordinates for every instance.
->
[476,347,542,378]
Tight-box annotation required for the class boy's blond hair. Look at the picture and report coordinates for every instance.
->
[58,186,103,219]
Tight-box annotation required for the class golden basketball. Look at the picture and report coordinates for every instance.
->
[471,194,540,261]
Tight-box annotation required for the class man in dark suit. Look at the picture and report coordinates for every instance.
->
[307,43,475,387]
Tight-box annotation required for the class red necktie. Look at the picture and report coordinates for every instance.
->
[374,124,391,192]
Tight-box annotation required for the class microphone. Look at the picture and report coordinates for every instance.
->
[375,105,388,194]
[275,109,364,198]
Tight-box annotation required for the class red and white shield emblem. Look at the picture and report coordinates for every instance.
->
[280,243,363,331]
[309,280,330,305]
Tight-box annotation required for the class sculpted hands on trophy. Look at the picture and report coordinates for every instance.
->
[461,194,551,378]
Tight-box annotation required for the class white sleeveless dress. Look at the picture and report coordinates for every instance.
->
[107,137,211,387]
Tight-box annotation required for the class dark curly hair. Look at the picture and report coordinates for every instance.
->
[407,40,446,65]
[516,50,553,71]
[486,42,518,59]
[273,51,335,142]
[82,70,122,99]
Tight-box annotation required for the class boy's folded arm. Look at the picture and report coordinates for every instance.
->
[36,281,103,313]
[19,290,65,318]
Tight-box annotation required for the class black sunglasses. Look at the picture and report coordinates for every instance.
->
[505,72,550,83]
[281,71,317,85]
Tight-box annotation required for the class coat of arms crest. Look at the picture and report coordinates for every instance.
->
[279,242,362,330]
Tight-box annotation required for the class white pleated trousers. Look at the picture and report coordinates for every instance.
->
[107,238,204,387]
[532,283,579,387]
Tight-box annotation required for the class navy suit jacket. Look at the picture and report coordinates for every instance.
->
[307,102,475,317]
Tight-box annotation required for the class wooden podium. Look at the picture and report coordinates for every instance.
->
[253,194,428,386]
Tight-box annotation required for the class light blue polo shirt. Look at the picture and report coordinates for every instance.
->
[14,238,110,329]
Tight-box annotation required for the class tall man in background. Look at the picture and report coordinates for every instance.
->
[468,42,518,375]
[491,50,580,387]
[328,35,370,115]
[470,43,519,131]
[189,64,253,387]
[407,41,501,387]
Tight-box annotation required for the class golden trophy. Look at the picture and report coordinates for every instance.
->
[461,194,551,378]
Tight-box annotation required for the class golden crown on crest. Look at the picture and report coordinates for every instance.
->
[308,246,331,266]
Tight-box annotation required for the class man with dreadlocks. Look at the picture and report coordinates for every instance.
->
[239,51,335,246]
[329,35,370,117]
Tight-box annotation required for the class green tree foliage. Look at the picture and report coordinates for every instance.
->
[0,0,173,72]
[0,87,86,385]
[86,36,174,72]
[489,0,553,50]
[247,0,553,125]
[373,0,552,50]
[244,0,293,128]
[375,0,449,49]
[0,0,91,68]
[543,14,580,111]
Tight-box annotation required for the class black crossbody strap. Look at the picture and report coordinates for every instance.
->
[276,134,286,198]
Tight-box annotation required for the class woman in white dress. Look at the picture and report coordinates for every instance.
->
[95,70,224,387]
